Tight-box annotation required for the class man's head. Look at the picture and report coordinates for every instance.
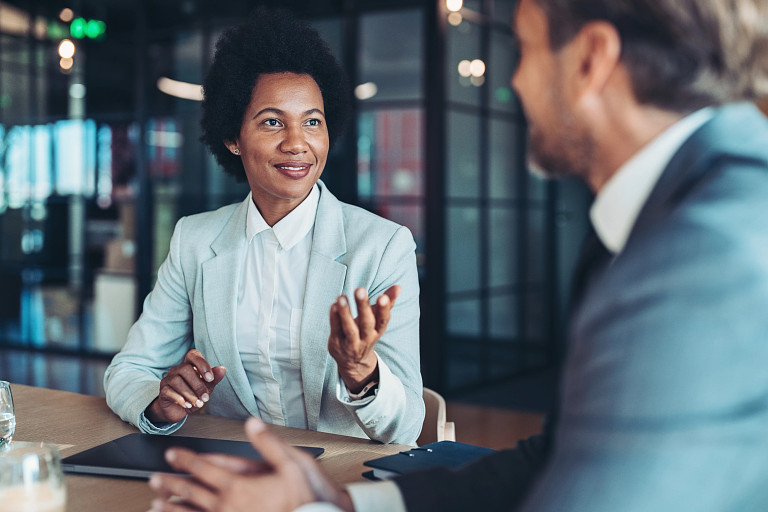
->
[533,0,768,112]
[512,0,768,188]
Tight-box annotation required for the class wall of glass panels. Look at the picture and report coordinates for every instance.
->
[0,0,575,396]
[441,0,555,390]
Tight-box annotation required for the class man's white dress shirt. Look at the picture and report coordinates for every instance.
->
[590,108,713,254]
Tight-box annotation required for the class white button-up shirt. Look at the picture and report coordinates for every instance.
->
[236,185,320,428]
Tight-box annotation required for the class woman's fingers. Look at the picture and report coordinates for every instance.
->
[184,349,214,383]
[158,385,192,410]
[353,288,375,341]
[336,296,361,346]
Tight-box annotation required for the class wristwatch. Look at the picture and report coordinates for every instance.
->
[347,380,378,401]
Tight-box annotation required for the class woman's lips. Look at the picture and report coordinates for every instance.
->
[274,162,312,179]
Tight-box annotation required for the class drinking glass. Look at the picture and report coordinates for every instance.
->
[0,442,67,512]
[0,381,13,448]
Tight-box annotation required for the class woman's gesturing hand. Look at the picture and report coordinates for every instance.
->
[146,349,227,424]
[328,285,400,394]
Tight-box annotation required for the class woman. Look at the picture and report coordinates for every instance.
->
[104,8,424,445]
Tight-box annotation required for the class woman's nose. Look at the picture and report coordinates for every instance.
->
[279,126,308,154]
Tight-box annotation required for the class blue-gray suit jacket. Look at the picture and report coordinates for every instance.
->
[397,104,768,510]
[104,180,424,445]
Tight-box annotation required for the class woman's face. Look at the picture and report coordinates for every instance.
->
[230,72,329,224]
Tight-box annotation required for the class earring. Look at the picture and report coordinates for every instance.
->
[233,148,240,155]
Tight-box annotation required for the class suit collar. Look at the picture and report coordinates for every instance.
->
[211,198,249,256]
[311,180,347,259]
[590,108,714,254]
[300,180,348,430]
[628,102,768,245]
[203,198,261,416]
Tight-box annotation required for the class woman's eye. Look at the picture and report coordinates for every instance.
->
[306,119,321,126]
[264,119,280,127]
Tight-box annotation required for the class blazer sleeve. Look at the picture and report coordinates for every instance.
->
[340,225,425,445]
[395,433,550,510]
[103,216,194,431]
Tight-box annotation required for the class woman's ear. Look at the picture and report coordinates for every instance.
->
[225,141,240,155]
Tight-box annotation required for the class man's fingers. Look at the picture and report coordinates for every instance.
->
[353,288,376,341]
[150,497,198,512]
[161,448,237,495]
[199,453,269,475]
[244,417,297,472]
[149,469,218,511]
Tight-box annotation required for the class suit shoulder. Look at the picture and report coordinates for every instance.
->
[177,202,242,235]
[339,201,412,243]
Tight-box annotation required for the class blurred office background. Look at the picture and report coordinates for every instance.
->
[0,0,595,412]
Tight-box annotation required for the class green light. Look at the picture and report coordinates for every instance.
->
[70,17,106,40]
[86,20,106,39]
[85,20,99,38]
[494,87,512,103]
[0,94,11,109]
[94,20,107,39]
[70,18,86,39]
[47,21,66,39]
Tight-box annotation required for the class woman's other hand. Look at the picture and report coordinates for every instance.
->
[328,285,400,394]
[146,349,227,424]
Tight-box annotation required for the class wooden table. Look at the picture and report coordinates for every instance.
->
[11,384,409,512]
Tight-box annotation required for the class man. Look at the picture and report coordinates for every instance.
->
[149,0,768,510]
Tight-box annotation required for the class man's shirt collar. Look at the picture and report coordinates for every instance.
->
[590,108,714,254]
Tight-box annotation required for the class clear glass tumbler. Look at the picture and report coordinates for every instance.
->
[0,381,14,448]
[0,442,67,512]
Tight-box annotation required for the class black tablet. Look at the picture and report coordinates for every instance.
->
[61,433,324,479]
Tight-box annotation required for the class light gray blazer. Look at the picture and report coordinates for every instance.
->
[104,180,424,445]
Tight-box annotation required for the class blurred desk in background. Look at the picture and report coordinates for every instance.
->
[12,384,408,512]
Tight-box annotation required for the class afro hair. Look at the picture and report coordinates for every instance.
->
[200,7,351,181]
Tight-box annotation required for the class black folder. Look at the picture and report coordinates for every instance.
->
[61,433,324,479]
[363,441,495,480]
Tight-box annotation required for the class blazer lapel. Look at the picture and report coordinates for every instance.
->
[301,181,347,430]
[201,198,261,417]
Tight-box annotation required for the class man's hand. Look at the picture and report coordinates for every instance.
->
[149,417,354,512]
[146,349,227,424]
[328,285,401,394]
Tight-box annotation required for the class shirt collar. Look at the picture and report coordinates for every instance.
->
[590,107,714,254]
[246,184,320,250]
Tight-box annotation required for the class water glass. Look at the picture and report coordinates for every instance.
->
[0,381,13,448]
[0,442,67,512]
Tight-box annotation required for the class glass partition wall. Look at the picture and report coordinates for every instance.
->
[0,0,569,396]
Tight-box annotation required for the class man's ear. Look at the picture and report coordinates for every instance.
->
[565,20,622,101]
